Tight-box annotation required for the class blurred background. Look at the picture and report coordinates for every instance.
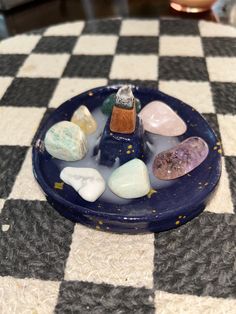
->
[0,0,235,39]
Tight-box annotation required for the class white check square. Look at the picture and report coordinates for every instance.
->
[199,21,236,37]
[206,158,234,214]
[120,19,159,36]
[44,21,85,36]
[17,54,69,78]
[0,276,60,314]
[0,77,13,100]
[73,35,118,55]
[49,78,107,108]
[65,224,154,288]
[10,148,46,201]
[155,291,236,314]
[160,36,203,57]
[159,80,214,113]
[0,35,41,54]
[110,55,158,80]
[218,114,236,156]
[206,57,236,82]
[0,199,5,214]
[0,107,46,146]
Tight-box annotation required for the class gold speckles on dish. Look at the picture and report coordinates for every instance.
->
[95,225,101,230]
[54,182,64,190]
[126,150,131,154]
[98,220,103,225]
[88,91,93,96]
[218,149,222,154]
[147,189,157,198]
[175,215,187,225]
[127,144,133,149]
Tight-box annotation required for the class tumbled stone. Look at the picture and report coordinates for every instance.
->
[153,137,209,180]
[101,93,142,116]
[60,167,105,202]
[71,105,97,135]
[139,101,187,136]
[45,121,88,161]
[108,158,151,199]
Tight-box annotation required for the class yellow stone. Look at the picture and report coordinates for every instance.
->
[71,105,97,135]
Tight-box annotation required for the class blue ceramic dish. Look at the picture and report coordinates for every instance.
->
[32,85,221,234]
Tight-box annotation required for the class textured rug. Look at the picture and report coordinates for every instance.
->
[0,18,236,314]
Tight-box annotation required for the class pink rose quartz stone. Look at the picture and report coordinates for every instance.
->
[139,101,187,136]
[152,137,209,180]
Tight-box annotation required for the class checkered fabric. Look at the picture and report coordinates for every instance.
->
[0,18,236,314]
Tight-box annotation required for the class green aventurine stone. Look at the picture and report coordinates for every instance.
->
[101,93,116,115]
[101,93,142,115]
[108,158,151,199]
[44,121,88,161]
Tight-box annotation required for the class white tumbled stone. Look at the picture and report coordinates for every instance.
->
[60,167,105,202]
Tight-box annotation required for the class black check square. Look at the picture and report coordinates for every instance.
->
[160,18,200,35]
[154,212,236,298]
[0,146,28,198]
[55,281,155,314]
[202,113,222,144]
[202,38,236,57]
[33,36,78,54]
[159,57,209,81]
[0,200,74,280]
[0,54,27,76]
[63,55,113,78]
[82,19,121,34]
[225,157,236,213]
[211,82,236,115]
[0,78,58,107]
[117,36,159,54]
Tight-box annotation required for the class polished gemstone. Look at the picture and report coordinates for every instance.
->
[44,121,88,161]
[116,85,134,109]
[110,105,136,134]
[60,167,105,202]
[153,137,209,180]
[71,105,97,135]
[108,158,151,199]
[139,100,187,136]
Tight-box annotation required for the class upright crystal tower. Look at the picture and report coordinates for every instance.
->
[94,85,149,167]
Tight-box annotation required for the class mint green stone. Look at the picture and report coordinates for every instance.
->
[44,121,88,161]
[101,93,142,116]
[135,98,141,113]
[101,93,116,115]
[108,159,151,199]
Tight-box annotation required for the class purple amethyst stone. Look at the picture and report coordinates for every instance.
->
[153,137,209,180]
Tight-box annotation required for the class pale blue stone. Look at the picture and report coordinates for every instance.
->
[44,121,88,161]
[108,158,151,199]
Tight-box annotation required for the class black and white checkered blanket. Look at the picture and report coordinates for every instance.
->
[0,18,235,313]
